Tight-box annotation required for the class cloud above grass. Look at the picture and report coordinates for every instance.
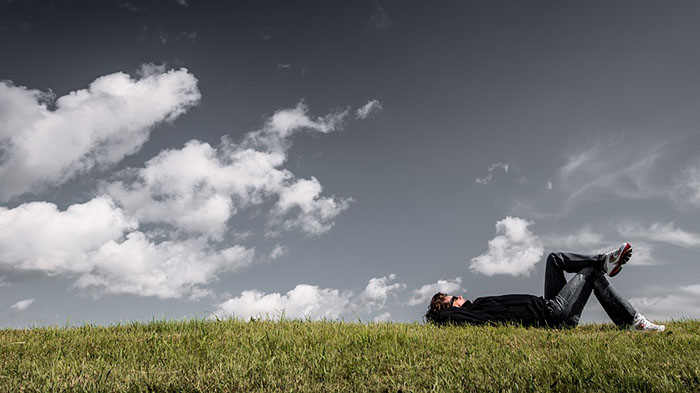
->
[407,277,463,306]
[470,217,544,276]
[212,274,406,321]
[0,66,365,298]
[212,284,351,320]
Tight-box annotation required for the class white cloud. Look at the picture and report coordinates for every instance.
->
[475,162,509,185]
[0,196,252,299]
[212,275,407,321]
[271,177,352,236]
[618,221,700,248]
[407,277,463,306]
[0,196,136,273]
[0,70,355,299]
[355,99,383,119]
[105,101,351,239]
[211,284,351,320]
[10,299,35,311]
[470,217,544,276]
[269,244,288,260]
[546,181,553,190]
[0,65,200,202]
[358,273,404,311]
[75,232,253,299]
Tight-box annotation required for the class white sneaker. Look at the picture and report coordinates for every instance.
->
[629,313,665,332]
[603,243,632,277]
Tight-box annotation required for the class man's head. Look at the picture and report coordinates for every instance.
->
[424,292,466,324]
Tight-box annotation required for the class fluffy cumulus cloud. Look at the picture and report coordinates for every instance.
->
[105,102,351,239]
[407,277,463,306]
[357,273,404,311]
[470,217,544,276]
[74,232,253,299]
[212,274,406,321]
[10,299,35,311]
[355,99,383,119]
[271,177,351,236]
[0,196,136,273]
[212,284,351,320]
[0,65,200,202]
[0,196,252,299]
[0,65,364,298]
[0,65,366,300]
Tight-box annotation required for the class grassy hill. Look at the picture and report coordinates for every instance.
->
[1,319,698,392]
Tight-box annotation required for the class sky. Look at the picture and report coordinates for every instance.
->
[1,0,700,328]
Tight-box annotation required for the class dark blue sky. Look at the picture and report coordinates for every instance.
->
[1,0,700,327]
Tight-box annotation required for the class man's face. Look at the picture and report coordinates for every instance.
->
[445,294,466,308]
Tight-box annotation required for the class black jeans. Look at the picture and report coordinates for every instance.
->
[544,252,637,328]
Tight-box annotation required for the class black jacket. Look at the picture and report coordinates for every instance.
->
[437,294,554,327]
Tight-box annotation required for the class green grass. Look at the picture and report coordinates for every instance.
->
[1,319,698,392]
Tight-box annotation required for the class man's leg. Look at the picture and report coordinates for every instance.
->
[592,274,637,327]
[547,266,598,327]
[548,267,638,328]
[544,252,605,300]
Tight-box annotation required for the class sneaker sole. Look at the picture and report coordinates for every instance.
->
[609,243,632,277]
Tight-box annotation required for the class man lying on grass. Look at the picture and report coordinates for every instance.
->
[426,243,665,331]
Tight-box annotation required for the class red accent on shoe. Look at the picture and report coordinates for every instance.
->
[609,243,632,277]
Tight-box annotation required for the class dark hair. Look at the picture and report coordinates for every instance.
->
[424,292,449,324]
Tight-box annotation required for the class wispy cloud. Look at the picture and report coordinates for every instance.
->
[356,99,383,119]
[558,139,668,205]
[368,2,393,30]
[618,221,700,248]
[629,284,700,321]
[475,162,509,185]
[672,160,700,207]
[10,298,34,311]
[470,217,544,276]
[269,244,288,260]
